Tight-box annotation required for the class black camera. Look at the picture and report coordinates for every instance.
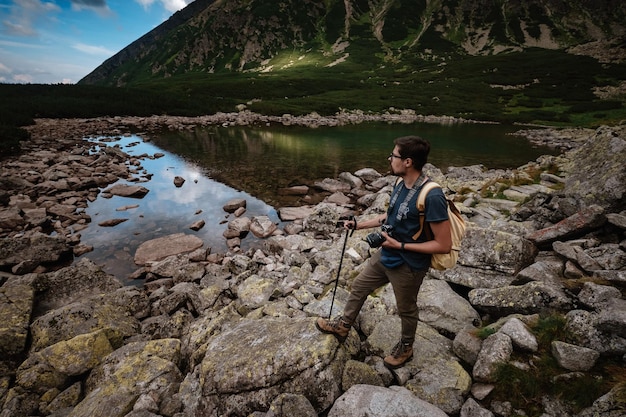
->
[365,224,393,248]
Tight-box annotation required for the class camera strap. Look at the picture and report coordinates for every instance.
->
[389,174,428,222]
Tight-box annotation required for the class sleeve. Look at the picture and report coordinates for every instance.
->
[424,188,449,223]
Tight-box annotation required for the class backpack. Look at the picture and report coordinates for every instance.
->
[412,181,466,270]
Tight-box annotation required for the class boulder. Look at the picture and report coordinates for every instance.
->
[104,184,150,198]
[178,317,349,416]
[134,233,204,265]
[327,385,448,417]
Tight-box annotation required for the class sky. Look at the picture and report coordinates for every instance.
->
[0,0,194,84]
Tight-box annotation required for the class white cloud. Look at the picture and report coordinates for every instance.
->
[162,0,191,13]
[70,0,113,17]
[1,0,61,37]
[0,62,11,73]
[135,0,192,13]
[73,42,115,56]
[13,73,34,83]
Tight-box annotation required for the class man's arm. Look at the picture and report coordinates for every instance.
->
[383,219,451,254]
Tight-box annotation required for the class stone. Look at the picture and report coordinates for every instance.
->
[250,215,277,238]
[472,332,513,383]
[526,205,607,247]
[104,184,150,198]
[551,341,599,371]
[134,233,204,265]
[173,176,185,187]
[499,317,538,352]
[223,198,246,213]
[327,385,448,417]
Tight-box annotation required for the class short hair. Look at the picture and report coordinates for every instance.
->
[394,136,430,171]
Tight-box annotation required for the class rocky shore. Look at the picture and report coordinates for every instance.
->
[1,115,625,417]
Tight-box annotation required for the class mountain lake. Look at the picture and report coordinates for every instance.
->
[78,122,558,281]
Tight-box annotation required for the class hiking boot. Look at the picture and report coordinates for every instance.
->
[384,340,414,369]
[315,316,351,342]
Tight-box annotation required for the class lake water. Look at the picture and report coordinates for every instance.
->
[79,122,556,282]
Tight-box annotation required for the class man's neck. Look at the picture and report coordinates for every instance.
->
[402,170,422,188]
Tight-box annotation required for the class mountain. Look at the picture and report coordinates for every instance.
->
[79,0,626,87]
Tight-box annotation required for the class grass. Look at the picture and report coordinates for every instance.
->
[481,313,624,416]
[1,48,625,155]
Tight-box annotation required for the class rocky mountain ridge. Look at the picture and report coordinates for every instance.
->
[80,0,626,86]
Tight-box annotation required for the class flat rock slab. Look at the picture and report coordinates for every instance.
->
[134,233,204,265]
[104,184,150,198]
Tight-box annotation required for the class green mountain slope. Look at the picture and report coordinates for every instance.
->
[80,0,626,86]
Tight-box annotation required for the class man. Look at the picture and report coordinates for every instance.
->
[316,135,452,369]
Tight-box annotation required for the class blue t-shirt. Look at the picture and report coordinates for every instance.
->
[380,179,449,271]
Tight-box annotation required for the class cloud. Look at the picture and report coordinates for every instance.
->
[13,73,35,83]
[73,42,115,56]
[70,0,113,16]
[1,0,61,37]
[0,62,11,73]
[135,0,193,13]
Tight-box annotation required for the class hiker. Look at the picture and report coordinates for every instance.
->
[316,135,452,369]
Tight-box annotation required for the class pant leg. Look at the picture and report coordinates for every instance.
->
[388,265,427,344]
[342,250,389,324]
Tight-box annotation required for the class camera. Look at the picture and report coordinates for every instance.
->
[365,224,393,248]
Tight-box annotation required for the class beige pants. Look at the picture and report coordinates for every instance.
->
[342,250,427,344]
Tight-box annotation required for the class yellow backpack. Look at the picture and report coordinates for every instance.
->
[412,181,466,270]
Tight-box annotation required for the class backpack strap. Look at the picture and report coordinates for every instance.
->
[412,181,441,241]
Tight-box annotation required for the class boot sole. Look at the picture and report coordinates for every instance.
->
[315,320,348,343]
[384,353,414,369]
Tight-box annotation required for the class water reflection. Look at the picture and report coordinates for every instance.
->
[79,135,280,282]
[79,123,556,282]
[152,123,556,207]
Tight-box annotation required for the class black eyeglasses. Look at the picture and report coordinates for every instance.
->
[388,152,403,159]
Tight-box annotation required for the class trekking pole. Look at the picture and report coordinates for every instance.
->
[328,217,355,319]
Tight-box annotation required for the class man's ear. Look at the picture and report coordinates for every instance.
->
[404,157,413,167]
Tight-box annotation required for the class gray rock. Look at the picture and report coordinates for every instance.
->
[458,227,537,274]
[551,340,600,371]
[526,205,607,247]
[250,215,278,238]
[34,257,123,314]
[223,216,251,238]
[473,332,513,383]
[266,393,317,417]
[134,233,204,265]
[575,384,626,417]
[578,282,622,309]
[327,385,448,417]
[565,310,626,355]
[75,339,182,417]
[354,168,382,183]
[499,317,538,352]
[417,279,481,336]
[223,198,246,213]
[341,359,384,391]
[104,183,149,198]
[0,233,71,269]
[453,327,483,366]
[29,297,140,353]
[597,298,626,338]
[438,265,518,289]
[180,317,348,416]
[460,397,494,417]
[0,274,36,358]
[469,281,572,316]
[338,171,364,189]
[313,178,351,193]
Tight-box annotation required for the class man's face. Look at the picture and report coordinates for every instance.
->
[389,145,406,175]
